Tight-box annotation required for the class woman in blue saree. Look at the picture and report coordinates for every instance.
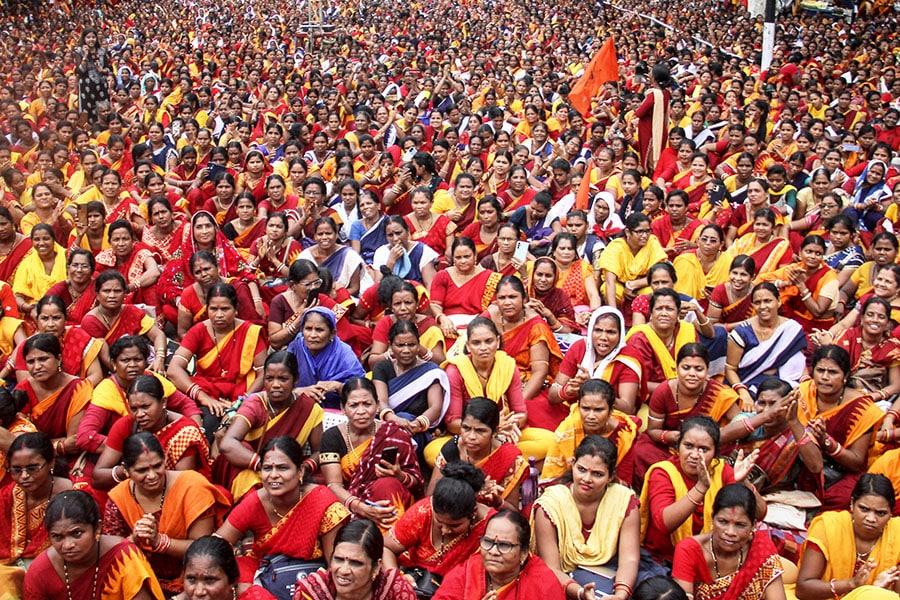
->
[299,217,365,297]
[286,307,365,409]
[845,160,891,233]
[349,190,387,266]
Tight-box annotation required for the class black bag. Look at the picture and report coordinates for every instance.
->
[401,566,442,600]
[254,555,326,600]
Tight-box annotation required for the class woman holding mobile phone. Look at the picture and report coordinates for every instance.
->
[320,378,422,531]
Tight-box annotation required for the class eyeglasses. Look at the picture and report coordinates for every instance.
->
[479,537,520,554]
[298,279,323,288]
[630,228,651,236]
[69,263,92,270]
[9,462,47,476]
[697,237,720,244]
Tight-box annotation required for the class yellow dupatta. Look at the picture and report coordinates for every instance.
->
[795,380,883,448]
[340,437,373,481]
[804,511,900,585]
[197,323,261,387]
[532,483,634,572]
[448,351,518,409]
[625,322,697,380]
[598,236,668,283]
[672,252,732,300]
[541,405,639,482]
[90,373,178,416]
[639,459,725,545]
[29,378,92,426]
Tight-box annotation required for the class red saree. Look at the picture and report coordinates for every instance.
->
[651,215,702,249]
[11,328,103,380]
[18,377,92,439]
[0,236,32,285]
[81,304,152,343]
[181,320,265,401]
[708,284,754,325]
[434,553,566,600]
[45,281,97,324]
[760,262,838,332]
[0,483,49,564]
[296,568,417,600]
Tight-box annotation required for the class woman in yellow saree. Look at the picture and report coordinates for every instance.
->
[673,224,731,308]
[215,351,323,501]
[599,212,668,310]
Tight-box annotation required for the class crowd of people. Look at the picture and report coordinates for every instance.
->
[1,0,900,597]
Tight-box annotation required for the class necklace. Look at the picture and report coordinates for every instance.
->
[210,323,236,377]
[64,542,100,600]
[709,538,744,579]
[856,537,881,570]
[500,313,525,333]
[130,472,167,513]
[344,421,376,452]
[216,195,235,213]
[97,307,119,330]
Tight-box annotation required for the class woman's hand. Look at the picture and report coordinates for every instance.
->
[132,513,159,549]
[738,388,754,412]
[853,561,876,589]
[197,392,231,418]
[732,448,760,483]
[497,412,522,444]
[299,383,329,403]
[809,328,835,348]
[374,456,403,480]
[575,311,591,327]
[149,353,165,374]
[873,565,900,589]
[358,499,397,528]
[808,418,828,444]
[695,457,712,493]
[438,314,457,338]
[478,476,504,508]
[445,208,463,222]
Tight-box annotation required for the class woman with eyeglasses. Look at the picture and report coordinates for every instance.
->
[599,212,668,311]
[0,432,72,594]
[434,510,565,600]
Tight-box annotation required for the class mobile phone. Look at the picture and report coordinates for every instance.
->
[842,143,860,153]
[382,446,399,464]
[514,240,529,263]
[709,183,725,206]
[206,162,227,181]
[402,147,417,162]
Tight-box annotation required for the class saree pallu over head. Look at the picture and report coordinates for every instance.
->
[344,421,423,498]
[803,511,900,586]
[581,307,627,378]
[251,485,350,560]
[795,379,883,448]
[447,351,517,409]
[532,483,635,572]
[541,405,639,483]
[625,322,698,381]
[288,307,365,389]
[731,320,807,392]
[387,360,451,425]
[640,458,725,545]
[18,377,92,438]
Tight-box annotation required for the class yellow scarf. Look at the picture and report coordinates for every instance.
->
[449,351,517,408]
[639,459,725,545]
[532,483,634,572]
[625,323,697,380]
[541,406,639,482]
[805,511,900,586]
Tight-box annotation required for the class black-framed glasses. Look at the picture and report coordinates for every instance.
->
[9,462,47,476]
[479,537,520,554]
[629,228,651,236]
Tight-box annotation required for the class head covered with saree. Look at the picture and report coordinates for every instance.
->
[581,306,627,378]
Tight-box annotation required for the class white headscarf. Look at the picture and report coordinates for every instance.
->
[579,306,627,378]
[586,190,625,232]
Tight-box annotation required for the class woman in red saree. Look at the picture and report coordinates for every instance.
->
[430,237,502,338]
[482,276,564,430]
[23,490,164,600]
[236,150,272,203]
[526,256,577,333]
[797,346,885,511]
[632,343,742,487]
[321,378,423,531]
[168,282,266,430]
[141,197,186,265]
[434,511,565,600]
[758,235,838,336]
[94,219,161,309]
[459,196,502,261]
[550,233,602,327]
[430,397,527,511]
[159,211,263,327]
[672,484,785,600]
[651,189,703,260]
[215,436,350,583]
[0,433,73,597]
[726,179,786,246]
[8,295,104,387]
[248,212,303,303]
[708,255,756,332]
[15,333,93,467]
[80,271,167,370]
[0,206,31,285]
[44,249,98,325]
[672,154,714,212]
[383,461,494,578]
[726,208,792,276]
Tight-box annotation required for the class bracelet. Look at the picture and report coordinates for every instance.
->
[613,582,633,596]
[797,433,813,447]
[344,495,358,510]
[880,390,889,401]
[379,408,395,421]
[830,578,840,599]
[553,322,563,332]
[698,317,711,326]
[732,382,748,392]
[578,588,586,600]
[249,453,261,471]
[888,410,900,420]
[826,441,844,457]
[153,533,171,554]
[187,384,200,401]
[112,464,125,483]
[559,382,577,402]
[687,489,703,507]
[742,417,756,434]
[302,458,318,474]
[800,291,812,301]
[252,296,262,303]
[416,414,431,429]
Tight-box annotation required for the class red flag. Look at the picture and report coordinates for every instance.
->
[575,159,594,211]
[569,37,618,116]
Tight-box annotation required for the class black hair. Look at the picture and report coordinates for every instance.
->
[486,510,530,549]
[648,261,677,284]
[578,379,615,407]
[334,519,384,565]
[206,282,238,308]
[496,275,527,300]
[388,319,420,344]
[450,236,476,257]
[45,490,100,529]
[679,416,721,455]
[649,288,681,312]
[183,536,240,585]
[632,576,689,600]
[23,333,61,360]
[67,248,96,271]
[265,351,300,382]
[122,431,165,468]
[757,377,792,398]
[712,483,757,522]
[462,397,501,432]
[288,258,319,284]
[127,374,165,403]
[574,435,618,476]
[260,436,305,467]
[852,473,896,511]
[106,219,135,241]
[751,282,779,302]
[801,234,827,251]
[36,294,67,317]
[811,345,851,378]
[340,377,377,407]
[8,431,54,465]
[433,461,485,520]
[466,316,502,348]
[94,269,126,293]
[189,250,218,273]
[677,342,710,366]
[109,335,150,361]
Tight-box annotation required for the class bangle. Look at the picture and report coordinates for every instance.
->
[830,578,840,599]
[379,408,395,420]
[416,414,431,429]
[613,582,633,596]
[800,291,812,301]
[344,495,358,510]
[731,382,748,392]
[742,417,756,434]
[797,433,813,447]
[578,588,586,600]
[249,453,261,471]
[152,533,171,554]
[303,458,318,474]
[880,390,889,401]
[826,440,844,457]
[559,382,577,402]
[187,384,200,401]
[698,317,711,326]
[687,489,703,507]
[888,410,900,420]
[252,296,262,304]
[111,464,124,483]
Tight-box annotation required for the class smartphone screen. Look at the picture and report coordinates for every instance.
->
[514,241,529,262]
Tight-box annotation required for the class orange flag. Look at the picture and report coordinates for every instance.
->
[569,37,618,116]
[575,159,594,211]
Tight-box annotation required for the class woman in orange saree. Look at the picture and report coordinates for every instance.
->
[0,207,31,285]
[222,193,265,259]
[215,437,350,583]
[726,208,791,276]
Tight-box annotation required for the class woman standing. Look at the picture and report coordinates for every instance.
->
[534,436,642,599]
[320,378,423,530]
[74,28,111,125]
[634,63,673,172]
[103,432,230,596]
[23,490,163,598]
[672,484,786,600]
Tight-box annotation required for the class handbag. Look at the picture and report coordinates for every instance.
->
[400,566,442,600]
[254,554,326,600]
